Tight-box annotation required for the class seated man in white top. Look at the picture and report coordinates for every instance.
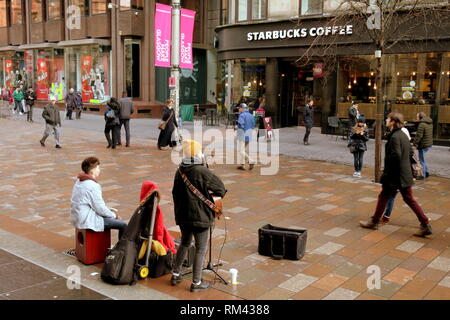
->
[70,157,127,239]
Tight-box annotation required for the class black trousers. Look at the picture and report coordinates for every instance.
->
[303,126,312,142]
[105,124,120,148]
[118,119,130,146]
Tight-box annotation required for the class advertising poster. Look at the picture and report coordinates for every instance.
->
[180,8,196,70]
[81,56,93,102]
[154,3,172,68]
[36,58,49,100]
[4,59,13,89]
[25,50,33,73]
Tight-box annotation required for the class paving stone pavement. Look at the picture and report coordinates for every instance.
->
[0,114,450,300]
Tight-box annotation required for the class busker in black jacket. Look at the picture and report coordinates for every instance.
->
[171,140,227,292]
[360,112,432,237]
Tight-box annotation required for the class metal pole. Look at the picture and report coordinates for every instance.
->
[171,0,181,122]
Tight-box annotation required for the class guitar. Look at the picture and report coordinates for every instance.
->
[212,196,223,219]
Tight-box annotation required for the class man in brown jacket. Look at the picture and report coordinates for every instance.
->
[40,96,62,148]
[412,112,433,179]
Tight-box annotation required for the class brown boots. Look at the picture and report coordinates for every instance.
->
[359,218,379,230]
[414,223,433,237]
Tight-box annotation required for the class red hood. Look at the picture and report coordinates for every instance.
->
[139,181,176,254]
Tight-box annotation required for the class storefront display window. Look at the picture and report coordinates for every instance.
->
[1,52,25,89]
[120,0,144,10]
[32,0,43,23]
[48,0,62,20]
[66,46,111,104]
[35,48,65,101]
[92,0,107,14]
[0,0,7,27]
[11,0,23,25]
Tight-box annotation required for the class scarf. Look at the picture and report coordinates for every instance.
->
[77,173,97,183]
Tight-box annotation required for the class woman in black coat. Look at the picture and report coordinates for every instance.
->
[349,119,369,178]
[360,112,432,237]
[303,98,314,145]
[104,97,121,149]
[157,99,178,150]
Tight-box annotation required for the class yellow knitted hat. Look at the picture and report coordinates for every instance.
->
[182,139,202,158]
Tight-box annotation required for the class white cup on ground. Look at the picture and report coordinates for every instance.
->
[229,268,238,285]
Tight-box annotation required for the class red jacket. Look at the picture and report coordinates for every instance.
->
[140,181,176,254]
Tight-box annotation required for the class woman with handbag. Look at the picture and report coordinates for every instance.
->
[360,112,432,237]
[157,99,178,150]
[348,118,369,178]
[104,97,121,149]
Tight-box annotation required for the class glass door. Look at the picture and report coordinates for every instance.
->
[124,39,140,98]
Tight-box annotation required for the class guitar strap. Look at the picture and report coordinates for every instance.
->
[178,168,221,214]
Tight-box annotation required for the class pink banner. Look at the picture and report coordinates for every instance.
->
[154,3,172,68]
[180,8,196,70]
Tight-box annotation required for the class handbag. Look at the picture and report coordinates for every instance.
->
[158,110,174,130]
[258,224,307,260]
[178,169,223,218]
[348,138,356,153]
[410,150,423,179]
[106,109,115,119]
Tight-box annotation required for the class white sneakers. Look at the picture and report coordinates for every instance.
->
[353,171,362,178]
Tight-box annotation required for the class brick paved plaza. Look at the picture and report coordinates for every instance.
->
[0,115,449,300]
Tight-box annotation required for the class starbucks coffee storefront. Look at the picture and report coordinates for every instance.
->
[215,15,450,144]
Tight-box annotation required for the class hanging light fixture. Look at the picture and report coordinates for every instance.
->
[348,82,352,89]
[353,77,357,84]
[368,79,372,86]
[371,72,374,76]
[397,72,400,76]
[374,83,377,90]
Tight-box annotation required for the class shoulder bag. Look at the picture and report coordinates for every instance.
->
[158,110,174,130]
[178,168,223,218]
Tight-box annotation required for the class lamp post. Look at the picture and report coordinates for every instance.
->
[171,0,181,123]
[108,1,120,98]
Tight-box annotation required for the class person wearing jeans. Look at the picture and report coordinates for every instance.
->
[360,112,432,237]
[412,112,433,179]
[171,140,227,292]
[349,118,369,178]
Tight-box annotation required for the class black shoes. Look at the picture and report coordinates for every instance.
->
[55,145,62,149]
[304,141,310,145]
[237,165,245,170]
[190,281,210,292]
[40,141,45,147]
[107,144,111,149]
[249,164,255,170]
[170,273,183,286]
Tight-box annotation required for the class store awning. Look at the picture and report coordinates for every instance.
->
[0,46,21,52]
[57,38,111,47]
[18,43,58,50]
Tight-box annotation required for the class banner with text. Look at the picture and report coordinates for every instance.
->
[180,8,195,70]
[36,58,49,100]
[154,3,172,68]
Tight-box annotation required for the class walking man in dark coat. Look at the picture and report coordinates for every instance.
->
[360,112,432,237]
[118,91,134,147]
[40,96,62,148]
[25,87,36,122]
[65,88,77,120]
[303,98,314,145]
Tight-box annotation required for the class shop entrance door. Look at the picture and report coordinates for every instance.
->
[124,39,140,98]
[279,60,314,127]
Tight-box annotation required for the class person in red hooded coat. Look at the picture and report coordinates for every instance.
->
[139,180,176,254]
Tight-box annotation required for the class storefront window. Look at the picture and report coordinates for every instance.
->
[1,52,25,89]
[48,0,62,20]
[66,45,111,103]
[120,0,144,10]
[32,0,43,23]
[35,49,65,101]
[252,0,266,20]
[11,0,23,25]
[268,0,298,18]
[70,0,89,16]
[300,0,322,15]
[0,0,7,27]
[92,0,107,14]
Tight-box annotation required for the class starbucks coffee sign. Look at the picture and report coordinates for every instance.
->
[247,25,353,41]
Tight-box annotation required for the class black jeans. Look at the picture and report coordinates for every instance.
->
[103,217,128,240]
[173,225,209,283]
[353,151,364,172]
[105,124,120,148]
[27,106,33,121]
[303,126,312,143]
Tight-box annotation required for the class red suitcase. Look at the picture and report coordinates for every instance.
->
[76,229,111,265]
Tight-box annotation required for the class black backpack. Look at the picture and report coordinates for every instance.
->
[101,190,161,285]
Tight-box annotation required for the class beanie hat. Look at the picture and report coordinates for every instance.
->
[182,140,202,158]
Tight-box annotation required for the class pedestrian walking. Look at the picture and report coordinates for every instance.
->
[40,96,62,148]
[24,87,36,122]
[360,112,432,237]
[104,97,121,149]
[237,103,255,170]
[303,98,314,145]
[348,118,369,178]
[381,126,412,224]
[157,99,178,150]
[13,87,24,115]
[170,140,227,292]
[412,112,433,179]
[64,88,77,120]
[118,91,134,147]
[75,91,83,119]
[70,157,127,240]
